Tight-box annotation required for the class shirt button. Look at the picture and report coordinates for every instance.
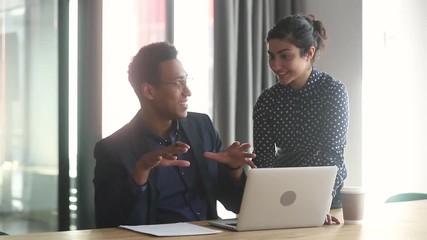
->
[181,171,185,176]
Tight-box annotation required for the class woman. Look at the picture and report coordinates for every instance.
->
[252,14,349,224]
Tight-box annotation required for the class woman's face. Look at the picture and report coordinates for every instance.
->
[267,39,314,90]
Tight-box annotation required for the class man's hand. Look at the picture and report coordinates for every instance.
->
[132,141,191,185]
[203,141,257,170]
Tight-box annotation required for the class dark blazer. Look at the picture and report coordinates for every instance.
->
[93,111,245,228]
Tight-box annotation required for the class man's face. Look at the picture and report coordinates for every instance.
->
[150,59,192,120]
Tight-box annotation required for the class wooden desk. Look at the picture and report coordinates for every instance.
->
[1,200,426,239]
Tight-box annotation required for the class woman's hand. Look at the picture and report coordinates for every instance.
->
[324,213,340,225]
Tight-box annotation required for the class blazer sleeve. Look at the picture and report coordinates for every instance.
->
[189,113,245,214]
[93,135,151,228]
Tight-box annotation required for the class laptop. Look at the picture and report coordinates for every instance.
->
[209,166,337,231]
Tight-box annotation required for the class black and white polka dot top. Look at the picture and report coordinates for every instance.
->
[252,68,349,197]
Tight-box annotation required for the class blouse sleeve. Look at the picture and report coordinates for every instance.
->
[313,82,349,197]
[252,90,277,168]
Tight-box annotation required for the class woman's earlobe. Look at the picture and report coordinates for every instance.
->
[306,46,316,62]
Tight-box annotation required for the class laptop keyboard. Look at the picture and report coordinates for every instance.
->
[226,222,237,226]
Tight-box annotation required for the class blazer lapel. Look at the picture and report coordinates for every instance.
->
[128,111,148,164]
[127,111,160,183]
[179,117,205,170]
[179,116,216,211]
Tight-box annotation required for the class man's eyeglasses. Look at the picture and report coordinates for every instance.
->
[160,76,191,92]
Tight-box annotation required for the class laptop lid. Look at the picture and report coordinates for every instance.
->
[209,166,337,231]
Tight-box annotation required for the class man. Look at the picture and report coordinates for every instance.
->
[93,41,256,228]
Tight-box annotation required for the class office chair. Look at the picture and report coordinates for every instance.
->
[385,192,427,203]
[0,231,8,235]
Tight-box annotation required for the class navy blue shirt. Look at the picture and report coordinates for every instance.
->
[141,120,207,223]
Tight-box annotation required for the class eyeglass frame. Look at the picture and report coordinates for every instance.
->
[158,75,191,92]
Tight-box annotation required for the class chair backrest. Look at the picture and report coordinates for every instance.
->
[385,192,427,203]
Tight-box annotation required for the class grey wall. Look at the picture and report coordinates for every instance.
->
[300,0,363,187]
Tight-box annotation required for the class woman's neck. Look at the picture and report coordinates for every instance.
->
[290,66,313,91]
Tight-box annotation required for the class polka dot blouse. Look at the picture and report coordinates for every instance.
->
[252,68,349,197]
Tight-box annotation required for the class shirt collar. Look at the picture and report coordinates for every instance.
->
[140,117,180,142]
[277,67,319,94]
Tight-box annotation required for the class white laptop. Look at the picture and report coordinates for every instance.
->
[209,166,337,231]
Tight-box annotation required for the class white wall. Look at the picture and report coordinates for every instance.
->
[362,0,427,202]
[302,0,427,204]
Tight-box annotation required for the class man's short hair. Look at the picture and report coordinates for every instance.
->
[128,41,178,99]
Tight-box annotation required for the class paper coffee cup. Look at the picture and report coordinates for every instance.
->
[341,187,365,224]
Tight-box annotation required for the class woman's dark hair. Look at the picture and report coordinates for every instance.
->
[128,41,178,99]
[266,14,327,61]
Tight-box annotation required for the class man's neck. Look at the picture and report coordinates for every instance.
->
[140,110,174,138]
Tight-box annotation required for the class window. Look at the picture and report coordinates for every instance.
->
[101,0,235,218]
[102,0,167,137]
[102,0,214,137]
[173,0,213,117]
[0,0,59,234]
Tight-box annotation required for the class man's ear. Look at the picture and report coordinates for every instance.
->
[141,82,156,100]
